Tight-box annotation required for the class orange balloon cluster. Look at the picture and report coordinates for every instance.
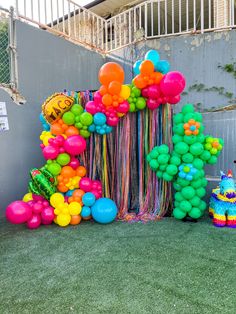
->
[51,119,79,137]
[57,165,87,193]
[133,60,163,89]
[68,189,85,204]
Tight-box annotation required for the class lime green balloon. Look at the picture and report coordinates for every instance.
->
[190,195,201,207]
[149,159,159,171]
[136,97,146,110]
[175,142,189,155]
[175,192,184,202]
[173,208,186,219]
[150,148,159,159]
[75,122,83,129]
[182,104,194,114]
[173,182,181,191]
[132,87,141,97]
[189,208,201,219]
[156,171,163,179]
[159,165,167,171]
[80,112,93,126]
[79,129,91,138]
[163,172,173,181]
[157,154,169,165]
[196,187,206,198]
[183,112,197,123]
[173,124,185,136]
[47,162,61,176]
[189,143,204,156]
[199,200,207,212]
[179,200,192,213]
[129,103,136,112]
[170,156,181,166]
[177,178,190,187]
[183,135,196,145]
[181,186,196,199]
[158,144,169,154]
[62,112,75,125]
[182,153,194,163]
[201,150,211,161]
[56,153,70,166]
[166,164,178,176]
[192,158,204,169]
[208,156,217,164]
[172,134,183,144]
[71,104,84,116]
[197,133,205,143]
[191,179,202,189]
[173,113,184,125]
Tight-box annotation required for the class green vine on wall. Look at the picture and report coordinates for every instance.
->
[218,62,236,79]
[182,83,233,99]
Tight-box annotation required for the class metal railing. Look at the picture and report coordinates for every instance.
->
[0,11,10,85]
[14,0,236,52]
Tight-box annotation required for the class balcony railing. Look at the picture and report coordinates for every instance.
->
[15,0,236,53]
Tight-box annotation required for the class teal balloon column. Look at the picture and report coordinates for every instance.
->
[147,104,224,220]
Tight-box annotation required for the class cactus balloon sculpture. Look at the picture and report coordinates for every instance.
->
[147,104,224,220]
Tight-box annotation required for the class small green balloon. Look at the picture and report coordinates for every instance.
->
[173,208,186,219]
[150,148,159,159]
[175,192,184,202]
[79,129,91,138]
[158,144,169,154]
[190,195,201,207]
[71,104,84,116]
[197,133,205,143]
[194,112,203,122]
[196,187,206,198]
[47,162,61,176]
[189,208,201,219]
[157,154,169,165]
[189,143,204,156]
[192,158,204,169]
[129,103,136,112]
[183,135,197,145]
[56,153,70,166]
[179,200,192,213]
[191,179,202,189]
[136,97,146,110]
[75,122,83,129]
[200,150,211,161]
[156,171,163,179]
[172,134,183,144]
[199,200,207,212]
[166,164,178,176]
[128,97,133,103]
[80,112,93,126]
[149,159,159,171]
[170,156,181,166]
[182,153,194,163]
[132,87,141,97]
[181,186,196,199]
[173,124,185,136]
[175,142,189,155]
[201,178,208,187]
[163,172,173,182]
[173,182,181,191]
[183,112,197,123]
[159,165,167,171]
[62,111,75,125]
[177,178,190,187]
[174,201,180,208]
[173,113,184,125]
[182,104,194,114]
[208,156,217,164]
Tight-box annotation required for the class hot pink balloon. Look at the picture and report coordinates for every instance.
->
[91,189,102,199]
[43,145,59,160]
[32,202,43,214]
[32,194,45,202]
[94,91,102,104]
[85,101,97,115]
[27,214,41,229]
[64,135,86,156]
[79,177,92,192]
[147,98,161,110]
[141,87,149,98]
[160,71,186,97]
[148,84,160,99]
[107,115,119,126]
[6,201,32,224]
[117,101,130,114]
[41,206,55,224]
[168,95,181,105]
[68,157,80,170]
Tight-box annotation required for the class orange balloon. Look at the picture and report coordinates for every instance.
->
[76,166,86,177]
[73,189,85,198]
[108,81,122,95]
[65,126,79,137]
[70,215,82,225]
[153,72,163,84]
[51,123,63,135]
[133,75,147,89]
[140,60,154,75]
[99,85,107,96]
[184,123,190,130]
[57,183,68,193]
[98,62,125,86]
[102,94,113,106]
[185,130,192,136]
[61,166,75,178]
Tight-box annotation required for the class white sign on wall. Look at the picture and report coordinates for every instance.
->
[0,102,7,115]
[0,116,9,131]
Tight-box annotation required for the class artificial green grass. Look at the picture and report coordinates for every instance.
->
[1,216,236,314]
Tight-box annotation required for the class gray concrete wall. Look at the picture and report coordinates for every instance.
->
[0,20,104,215]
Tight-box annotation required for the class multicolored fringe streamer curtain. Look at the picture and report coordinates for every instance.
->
[65,90,173,222]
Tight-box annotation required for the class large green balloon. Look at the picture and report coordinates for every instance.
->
[196,187,206,198]
[192,158,204,169]
[56,153,70,166]
[191,179,202,189]
[175,192,184,202]
[179,200,192,212]
[80,112,93,126]
[190,195,201,207]
[200,150,211,161]
[182,153,194,163]
[208,156,217,164]
[183,135,196,145]
[173,208,186,219]
[173,124,185,136]
[71,104,84,116]
[136,97,146,110]
[175,142,189,155]
[172,134,183,144]
[181,186,196,199]
[189,208,201,219]
[47,162,61,176]
[189,143,204,156]
[62,112,75,125]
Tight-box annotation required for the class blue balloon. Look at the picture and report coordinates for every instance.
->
[39,113,50,131]
[156,60,170,74]
[88,124,96,132]
[105,126,113,134]
[65,189,75,197]
[91,198,118,224]
[144,50,160,68]
[82,192,96,207]
[94,113,106,126]
[133,60,142,76]
[81,206,91,218]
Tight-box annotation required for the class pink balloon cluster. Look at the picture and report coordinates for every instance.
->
[79,177,102,199]
[6,195,55,229]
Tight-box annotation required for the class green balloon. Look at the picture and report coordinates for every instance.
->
[150,148,159,159]
[79,129,91,138]
[182,104,194,114]
[183,135,196,145]
[192,158,204,169]
[199,125,204,133]
[175,142,189,155]
[208,156,217,164]
[189,208,201,219]
[173,182,181,191]
[166,164,178,176]
[179,200,192,213]
[149,159,159,171]
[181,186,196,199]
[173,124,185,136]
[194,112,203,122]
[157,154,169,165]
[146,154,151,162]
[201,178,208,187]
[75,122,83,129]
[182,153,194,163]
[71,104,84,116]
[172,134,183,144]
[156,171,163,179]
[201,150,211,161]
[158,144,169,154]
[191,179,202,189]
[183,112,197,123]
[189,143,204,156]
[175,192,184,202]
[136,97,146,110]
[170,156,181,166]
[129,103,136,112]
[80,112,93,126]
[132,87,141,97]
[128,97,133,103]
[199,200,207,212]
[163,172,173,182]
[196,187,206,198]
[47,162,61,176]
[177,178,190,187]
[173,208,186,219]
[190,195,201,207]
[56,153,70,166]
[159,165,167,171]
[62,111,75,125]
[172,151,181,158]
[173,113,184,125]
[197,133,205,143]
[174,201,180,208]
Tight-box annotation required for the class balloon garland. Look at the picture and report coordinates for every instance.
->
[6,49,222,228]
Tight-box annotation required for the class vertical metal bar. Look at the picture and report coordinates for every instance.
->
[15,0,19,17]
[216,0,219,27]
[56,0,59,29]
[208,0,211,29]
[193,0,196,31]
[165,0,167,34]
[110,19,112,51]
[114,17,117,48]
[224,0,227,26]
[179,0,182,33]
[62,0,65,33]
[68,1,71,36]
[232,0,235,26]
[105,20,108,51]
[124,13,127,45]
[201,0,204,32]
[186,0,189,31]
[51,0,53,27]
[101,18,104,50]
[97,17,99,48]
[151,1,154,36]
[119,14,122,47]
[92,14,95,46]
[129,10,131,43]
[31,0,33,20]
[134,8,136,32]
[44,0,47,24]
[38,0,41,24]
[145,2,147,37]
[24,0,26,17]
[158,0,160,35]
[139,6,141,29]
[73,4,77,39]
[172,0,174,33]
[83,10,85,42]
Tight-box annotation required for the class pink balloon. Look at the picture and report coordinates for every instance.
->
[6,201,32,224]
[68,157,80,170]
[32,202,43,214]
[43,145,59,160]
[64,135,86,156]
[27,214,41,229]
[141,87,149,98]
[147,98,161,110]
[148,84,160,99]
[168,95,181,105]
[117,101,130,114]
[160,71,186,97]
[85,101,97,115]
[32,194,45,202]
[41,206,55,224]
[107,116,119,126]
[91,189,102,199]
[94,91,102,104]
[79,177,92,192]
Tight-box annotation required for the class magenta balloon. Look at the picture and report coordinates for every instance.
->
[32,202,43,214]
[43,145,59,160]
[148,84,160,99]
[79,177,92,192]
[168,95,181,105]
[94,91,102,104]
[41,206,55,223]
[160,71,186,97]
[27,214,41,229]
[147,98,160,110]
[6,201,32,224]
[107,115,119,126]
[91,189,102,199]
[64,135,86,156]
[117,101,130,114]
[85,101,97,115]
[32,194,45,202]
[68,157,80,170]
[141,87,149,98]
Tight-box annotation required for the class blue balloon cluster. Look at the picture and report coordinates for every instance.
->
[80,192,96,219]
[39,113,50,131]
[88,113,113,135]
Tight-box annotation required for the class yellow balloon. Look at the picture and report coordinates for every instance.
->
[54,208,60,215]
[40,131,54,146]
[61,207,69,215]
[68,202,82,216]
[120,85,131,100]
[50,193,65,208]
[57,214,71,227]
[54,217,58,224]
[22,193,33,202]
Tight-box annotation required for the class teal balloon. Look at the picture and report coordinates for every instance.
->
[91,198,118,224]
[81,206,91,218]
[82,192,96,207]
[133,60,142,75]
[144,50,160,68]
[156,60,170,74]
[94,113,106,126]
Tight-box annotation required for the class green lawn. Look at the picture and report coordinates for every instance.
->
[1,216,236,314]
